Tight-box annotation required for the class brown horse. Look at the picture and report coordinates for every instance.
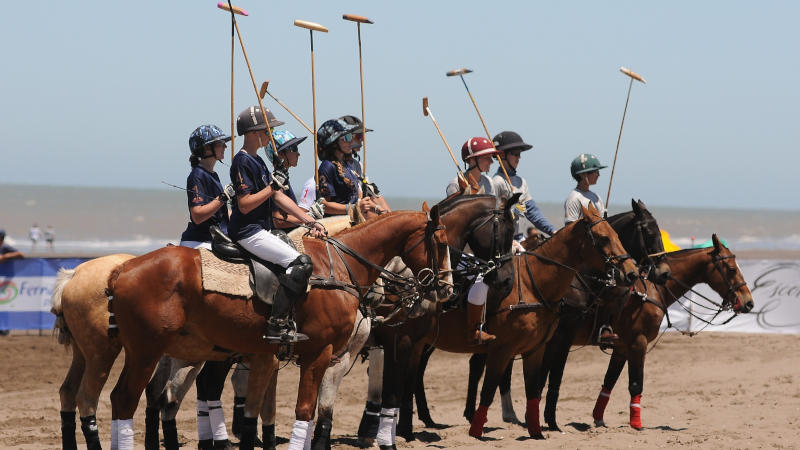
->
[583,234,754,430]
[106,209,452,449]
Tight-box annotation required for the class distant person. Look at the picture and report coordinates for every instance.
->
[0,229,24,262]
[29,224,41,250]
[44,225,55,251]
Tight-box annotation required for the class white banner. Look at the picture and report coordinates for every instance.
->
[662,260,800,334]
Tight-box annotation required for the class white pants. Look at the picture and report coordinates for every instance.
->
[467,274,488,306]
[238,229,300,268]
[180,240,212,250]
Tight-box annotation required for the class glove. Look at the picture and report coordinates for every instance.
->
[362,178,380,196]
[309,199,325,219]
[270,170,288,191]
[223,183,236,199]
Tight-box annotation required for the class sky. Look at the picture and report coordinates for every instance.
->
[1,1,796,210]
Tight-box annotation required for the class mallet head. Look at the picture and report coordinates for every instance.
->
[446,68,473,77]
[294,19,329,33]
[620,66,646,84]
[422,97,429,116]
[259,81,269,99]
[217,2,248,16]
[342,14,374,24]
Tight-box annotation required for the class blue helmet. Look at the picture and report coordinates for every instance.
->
[266,129,308,161]
[189,125,231,156]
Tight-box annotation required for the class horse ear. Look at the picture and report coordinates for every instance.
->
[422,201,430,213]
[429,204,441,226]
[637,199,647,210]
[504,193,522,219]
[631,198,639,214]
[584,202,597,218]
[712,233,722,250]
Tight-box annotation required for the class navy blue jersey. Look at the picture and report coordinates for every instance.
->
[1,242,19,255]
[318,160,359,207]
[228,151,274,240]
[346,157,363,178]
[180,166,229,243]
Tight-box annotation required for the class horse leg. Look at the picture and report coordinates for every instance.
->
[239,354,276,450]
[159,360,202,450]
[626,335,647,430]
[396,341,428,442]
[499,359,520,425]
[520,348,549,440]
[464,353,486,422]
[312,311,371,450]
[469,350,514,439]
[542,322,579,432]
[196,360,235,448]
[110,348,163,450]
[144,356,171,450]
[592,349,627,427]
[59,342,85,450]
[76,345,121,450]
[292,345,334,450]
[259,369,278,450]
[412,345,438,428]
[230,363,249,440]
[356,346,383,446]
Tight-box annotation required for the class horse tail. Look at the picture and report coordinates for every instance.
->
[106,265,124,338]
[50,268,75,346]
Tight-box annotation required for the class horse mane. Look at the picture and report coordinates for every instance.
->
[335,210,425,236]
[436,194,496,214]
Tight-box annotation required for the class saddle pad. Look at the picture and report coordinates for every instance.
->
[198,248,253,298]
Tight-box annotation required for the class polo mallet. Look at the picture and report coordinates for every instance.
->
[218,2,279,166]
[260,80,313,134]
[218,2,248,159]
[294,19,328,188]
[446,68,514,188]
[342,14,373,177]
[605,66,647,206]
[422,97,477,191]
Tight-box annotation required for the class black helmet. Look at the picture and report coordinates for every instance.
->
[338,115,373,134]
[236,106,285,136]
[316,118,351,158]
[492,131,532,153]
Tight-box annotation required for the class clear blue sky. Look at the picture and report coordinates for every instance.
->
[1,1,795,209]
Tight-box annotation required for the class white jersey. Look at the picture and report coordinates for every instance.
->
[445,173,494,197]
[564,188,606,224]
[297,177,316,210]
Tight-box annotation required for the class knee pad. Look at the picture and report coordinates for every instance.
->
[280,254,313,294]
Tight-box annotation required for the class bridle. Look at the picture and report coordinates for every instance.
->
[709,251,746,311]
[583,216,632,281]
[400,218,453,297]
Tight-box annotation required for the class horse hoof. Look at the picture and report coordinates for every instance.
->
[531,433,545,440]
[357,437,374,448]
[594,419,606,428]
[546,422,562,433]
[397,430,415,442]
[502,414,521,425]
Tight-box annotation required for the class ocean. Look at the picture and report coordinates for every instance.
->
[1,184,798,256]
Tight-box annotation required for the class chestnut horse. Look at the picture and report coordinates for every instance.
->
[311,193,520,449]
[106,210,452,450]
[458,199,671,430]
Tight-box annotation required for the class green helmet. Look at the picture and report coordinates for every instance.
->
[570,153,607,180]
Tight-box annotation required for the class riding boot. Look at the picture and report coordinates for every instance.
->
[467,303,495,344]
[60,411,78,450]
[264,255,313,343]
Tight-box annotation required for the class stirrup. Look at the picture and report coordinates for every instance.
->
[597,326,619,349]
[262,320,309,343]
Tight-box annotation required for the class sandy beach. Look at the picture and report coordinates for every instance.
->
[1,332,798,449]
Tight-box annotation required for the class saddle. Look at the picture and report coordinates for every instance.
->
[208,226,297,306]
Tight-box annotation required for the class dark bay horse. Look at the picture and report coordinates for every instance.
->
[106,210,453,450]
[458,199,670,430]
[584,234,753,430]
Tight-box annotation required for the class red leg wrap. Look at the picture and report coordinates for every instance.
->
[468,405,489,438]
[629,394,642,430]
[526,397,542,437]
[592,387,612,422]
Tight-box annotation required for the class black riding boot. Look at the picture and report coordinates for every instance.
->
[263,255,312,343]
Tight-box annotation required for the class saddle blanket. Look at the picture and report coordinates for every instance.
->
[198,248,252,298]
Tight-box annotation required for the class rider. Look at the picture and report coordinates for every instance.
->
[229,105,325,343]
[565,153,617,347]
[490,131,556,241]
[266,129,308,230]
[180,124,236,450]
[446,137,501,343]
[339,114,391,213]
[445,137,497,197]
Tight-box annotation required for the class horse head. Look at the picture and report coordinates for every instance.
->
[402,205,454,302]
[628,199,671,283]
[706,234,754,313]
[579,202,640,286]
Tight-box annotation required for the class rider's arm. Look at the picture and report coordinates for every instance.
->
[524,199,555,235]
[237,186,278,215]
[273,191,316,225]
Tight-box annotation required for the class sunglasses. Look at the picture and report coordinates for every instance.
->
[341,132,364,143]
[508,150,522,157]
[283,145,299,154]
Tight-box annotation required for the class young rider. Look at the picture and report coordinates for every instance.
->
[339,115,391,213]
[266,129,307,230]
[229,105,325,343]
[446,137,501,343]
[565,153,617,347]
[490,131,556,240]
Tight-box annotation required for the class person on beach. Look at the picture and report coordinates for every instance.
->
[490,131,556,241]
[229,105,325,343]
[180,123,237,449]
[565,153,616,347]
[44,225,55,251]
[29,224,41,251]
[446,137,501,343]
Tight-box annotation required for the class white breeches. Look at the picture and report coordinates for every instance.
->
[237,229,300,268]
[180,240,212,250]
[467,274,488,306]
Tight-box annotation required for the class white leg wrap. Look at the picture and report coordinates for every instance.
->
[288,420,311,450]
[117,419,134,450]
[304,419,314,450]
[110,419,118,450]
[467,276,488,306]
[376,407,397,446]
[197,400,212,440]
[208,400,229,441]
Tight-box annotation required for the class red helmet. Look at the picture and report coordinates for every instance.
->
[461,137,500,162]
